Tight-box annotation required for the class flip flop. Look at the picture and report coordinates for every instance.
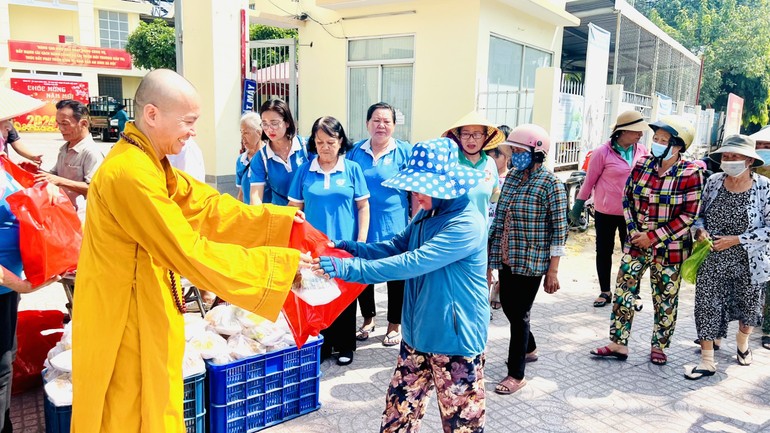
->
[494,377,527,395]
[737,348,753,366]
[491,302,502,310]
[356,324,375,341]
[590,346,628,360]
[650,350,667,365]
[761,335,770,350]
[382,331,401,347]
[593,292,611,307]
[684,366,716,380]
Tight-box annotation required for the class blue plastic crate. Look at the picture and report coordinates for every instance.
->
[207,336,323,432]
[42,371,206,433]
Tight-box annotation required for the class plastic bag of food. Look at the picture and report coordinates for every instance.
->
[188,330,228,360]
[184,314,208,341]
[234,307,267,329]
[182,345,206,378]
[227,333,264,359]
[204,305,242,336]
[44,374,73,407]
[291,268,342,306]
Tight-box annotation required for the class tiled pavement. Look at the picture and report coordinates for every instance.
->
[8,135,770,432]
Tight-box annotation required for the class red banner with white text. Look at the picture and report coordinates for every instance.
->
[8,40,132,70]
[10,78,89,133]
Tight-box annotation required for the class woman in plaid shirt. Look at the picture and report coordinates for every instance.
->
[488,124,568,395]
[591,116,703,365]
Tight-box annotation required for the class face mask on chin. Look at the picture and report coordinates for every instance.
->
[720,160,749,177]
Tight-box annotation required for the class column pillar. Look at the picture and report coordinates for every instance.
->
[180,0,247,195]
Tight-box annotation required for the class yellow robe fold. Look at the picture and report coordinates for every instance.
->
[72,123,300,433]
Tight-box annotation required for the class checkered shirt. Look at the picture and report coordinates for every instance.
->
[489,167,568,276]
[623,155,703,265]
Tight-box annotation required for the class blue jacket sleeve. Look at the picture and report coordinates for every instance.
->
[337,217,482,284]
[343,221,413,259]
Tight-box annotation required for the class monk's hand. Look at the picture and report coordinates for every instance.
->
[314,256,342,280]
[294,209,306,223]
[293,252,313,285]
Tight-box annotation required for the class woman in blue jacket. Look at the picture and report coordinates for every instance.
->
[314,137,490,433]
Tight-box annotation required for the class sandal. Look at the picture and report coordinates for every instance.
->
[593,292,611,308]
[650,350,667,365]
[494,377,527,395]
[684,366,716,380]
[737,348,753,366]
[356,323,375,341]
[382,331,402,347]
[491,301,502,310]
[761,335,770,350]
[590,346,628,360]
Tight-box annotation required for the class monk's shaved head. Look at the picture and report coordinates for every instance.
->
[131,68,201,157]
[135,69,198,117]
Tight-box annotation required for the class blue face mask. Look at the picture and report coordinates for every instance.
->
[650,142,674,161]
[756,149,770,167]
[510,151,532,171]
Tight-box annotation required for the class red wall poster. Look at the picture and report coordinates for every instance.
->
[10,78,89,133]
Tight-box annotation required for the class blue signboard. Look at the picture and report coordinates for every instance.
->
[242,79,257,113]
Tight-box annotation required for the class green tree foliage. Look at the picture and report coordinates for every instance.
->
[249,25,298,69]
[635,0,770,128]
[125,19,176,70]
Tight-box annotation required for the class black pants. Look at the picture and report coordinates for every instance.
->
[0,292,19,433]
[499,266,541,380]
[357,280,405,325]
[320,299,357,356]
[594,211,627,294]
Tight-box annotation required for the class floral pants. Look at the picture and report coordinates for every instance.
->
[764,281,770,335]
[609,253,682,349]
[380,342,485,433]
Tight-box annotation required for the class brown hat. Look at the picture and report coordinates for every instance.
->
[611,111,648,133]
[441,111,504,150]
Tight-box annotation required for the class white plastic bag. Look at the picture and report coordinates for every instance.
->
[188,330,228,360]
[44,374,73,407]
[204,305,242,336]
[227,333,265,360]
[182,345,206,378]
[291,268,341,306]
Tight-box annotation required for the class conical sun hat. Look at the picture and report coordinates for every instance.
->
[441,111,504,150]
[0,88,45,121]
[381,137,485,199]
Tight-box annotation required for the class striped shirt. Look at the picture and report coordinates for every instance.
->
[489,167,568,276]
[623,155,703,264]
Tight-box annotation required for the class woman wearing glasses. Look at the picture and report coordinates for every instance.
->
[249,99,309,205]
[442,111,504,223]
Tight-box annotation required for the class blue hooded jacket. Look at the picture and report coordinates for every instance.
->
[334,194,489,357]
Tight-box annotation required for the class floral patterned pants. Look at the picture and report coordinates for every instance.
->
[380,342,486,433]
[609,253,682,349]
[763,281,770,335]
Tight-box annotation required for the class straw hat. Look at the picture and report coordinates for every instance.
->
[0,88,45,121]
[710,134,764,167]
[611,110,648,133]
[441,111,504,150]
[382,137,485,199]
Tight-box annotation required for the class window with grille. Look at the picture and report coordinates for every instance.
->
[347,36,414,143]
[99,10,129,49]
[98,76,123,100]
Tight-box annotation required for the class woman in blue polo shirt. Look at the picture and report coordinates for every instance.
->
[235,112,263,204]
[249,99,309,205]
[289,116,370,366]
[347,102,412,347]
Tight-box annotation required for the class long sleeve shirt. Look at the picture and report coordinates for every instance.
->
[623,155,703,265]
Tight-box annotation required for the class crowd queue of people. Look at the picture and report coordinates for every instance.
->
[1,69,770,433]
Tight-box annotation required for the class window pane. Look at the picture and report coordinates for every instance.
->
[522,46,551,89]
[99,10,108,19]
[119,21,128,32]
[348,67,379,142]
[348,36,414,62]
[488,36,522,90]
[381,65,413,142]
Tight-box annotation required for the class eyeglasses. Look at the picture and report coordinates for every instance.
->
[261,121,285,130]
[459,132,486,141]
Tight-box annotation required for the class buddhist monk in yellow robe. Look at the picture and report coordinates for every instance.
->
[71,69,310,433]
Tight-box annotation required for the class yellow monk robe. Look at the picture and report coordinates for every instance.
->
[71,123,300,433]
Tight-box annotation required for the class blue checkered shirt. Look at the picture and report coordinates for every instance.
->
[488,167,568,276]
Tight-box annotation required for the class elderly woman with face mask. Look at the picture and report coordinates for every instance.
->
[749,127,770,351]
[591,116,703,366]
[684,134,770,379]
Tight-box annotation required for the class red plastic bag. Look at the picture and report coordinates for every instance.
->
[282,221,367,348]
[12,310,65,395]
[0,154,36,188]
[6,184,82,286]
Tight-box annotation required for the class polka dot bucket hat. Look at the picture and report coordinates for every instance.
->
[381,137,485,199]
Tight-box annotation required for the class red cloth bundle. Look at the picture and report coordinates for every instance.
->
[282,221,366,348]
[6,183,82,286]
